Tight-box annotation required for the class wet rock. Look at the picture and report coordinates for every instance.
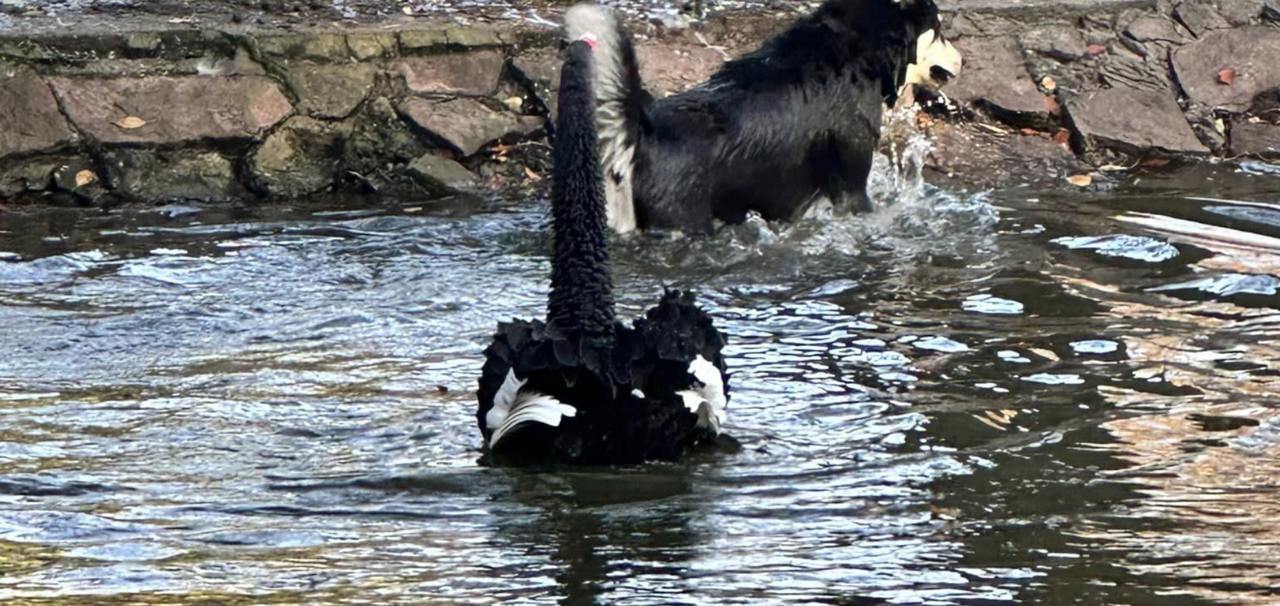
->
[1231,120,1280,158]
[1020,27,1087,61]
[398,97,537,157]
[343,96,428,190]
[925,123,1088,189]
[256,32,350,62]
[397,29,450,51]
[510,47,562,116]
[49,76,292,145]
[44,48,265,79]
[1099,54,1175,93]
[1253,88,1280,114]
[398,27,503,52]
[0,68,77,159]
[408,153,478,194]
[395,50,504,96]
[346,32,396,61]
[104,149,241,202]
[446,27,504,48]
[251,116,351,197]
[1173,27,1280,112]
[1123,15,1188,44]
[285,63,376,119]
[1216,0,1268,25]
[0,157,59,197]
[947,38,1056,125]
[1066,87,1209,155]
[1266,0,1280,21]
[1174,1,1231,36]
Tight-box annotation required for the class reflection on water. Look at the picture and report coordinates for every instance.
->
[1,159,1279,604]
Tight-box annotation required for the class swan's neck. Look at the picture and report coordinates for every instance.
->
[547,41,616,337]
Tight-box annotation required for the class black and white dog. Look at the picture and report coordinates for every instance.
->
[565,0,962,233]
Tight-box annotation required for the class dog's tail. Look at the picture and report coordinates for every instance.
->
[564,4,650,234]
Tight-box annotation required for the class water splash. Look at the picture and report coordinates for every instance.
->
[870,132,932,207]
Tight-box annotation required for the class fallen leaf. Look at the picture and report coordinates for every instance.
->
[524,167,542,182]
[1216,67,1236,85]
[1214,117,1226,134]
[1142,157,1171,168]
[1098,164,1130,172]
[1067,174,1093,187]
[1020,127,1040,136]
[1053,129,1071,146]
[1040,76,1057,92]
[114,116,147,129]
[1087,44,1107,56]
[74,169,97,188]
[1029,347,1061,362]
[915,112,934,129]
[503,96,523,112]
[976,123,1008,135]
[401,5,413,15]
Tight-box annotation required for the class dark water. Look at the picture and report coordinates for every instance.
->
[2,153,1280,605]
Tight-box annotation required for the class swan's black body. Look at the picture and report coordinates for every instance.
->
[569,0,947,233]
[475,41,730,466]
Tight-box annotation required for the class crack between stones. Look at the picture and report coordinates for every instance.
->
[44,77,115,201]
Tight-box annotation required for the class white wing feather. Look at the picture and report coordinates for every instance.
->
[677,355,727,432]
[487,370,578,448]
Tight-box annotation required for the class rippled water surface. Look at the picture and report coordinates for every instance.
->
[3,158,1280,605]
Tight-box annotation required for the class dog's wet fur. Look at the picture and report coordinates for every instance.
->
[565,0,961,233]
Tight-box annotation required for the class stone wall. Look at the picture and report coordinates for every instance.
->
[0,1,1277,205]
[0,22,567,204]
[926,0,1280,189]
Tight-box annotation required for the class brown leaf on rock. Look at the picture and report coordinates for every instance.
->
[1217,67,1236,85]
[1087,44,1108,56]
[114,116,147,129]
[1067,173,1093,187]
[74,170,97,188]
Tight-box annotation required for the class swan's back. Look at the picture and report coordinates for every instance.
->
[474,40,732,466]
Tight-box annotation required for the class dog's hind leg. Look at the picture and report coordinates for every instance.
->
[818,145,875,216]
[838,189,874,215]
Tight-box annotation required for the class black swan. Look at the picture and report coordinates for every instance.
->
[475,37,731,466]
[564,0,963,233]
